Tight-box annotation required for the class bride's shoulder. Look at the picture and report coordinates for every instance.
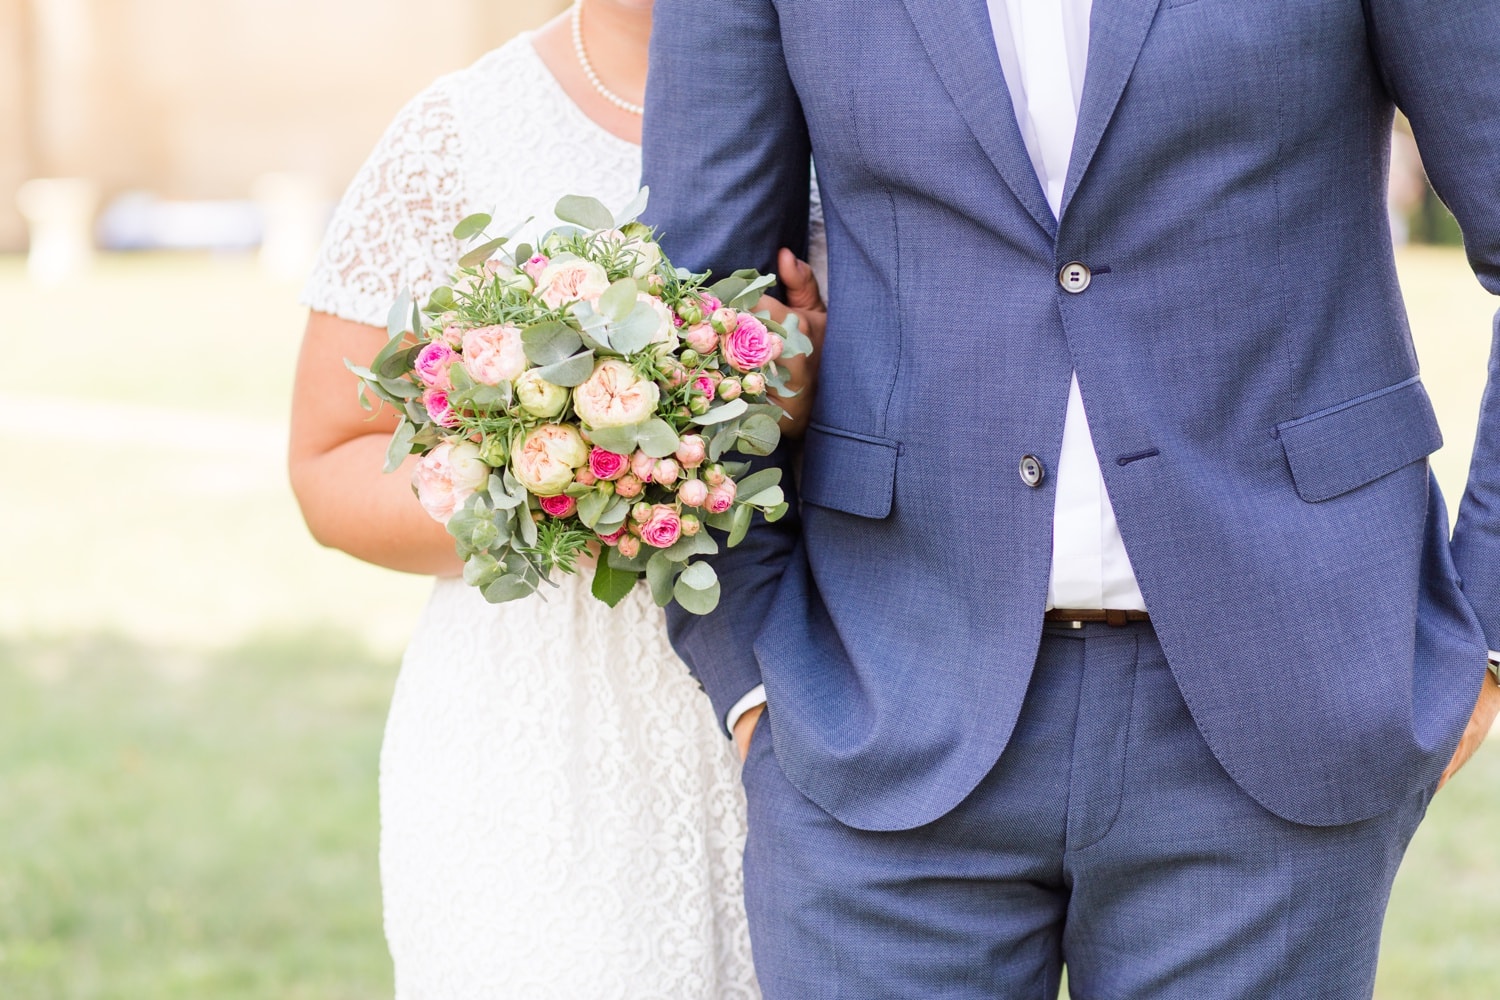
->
[444,33,560,113]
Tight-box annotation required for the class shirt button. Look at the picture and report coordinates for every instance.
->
[1059,262,1092,294]
[1020,455,1045,488]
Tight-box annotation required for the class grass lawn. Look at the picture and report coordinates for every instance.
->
[0,248,1497,998]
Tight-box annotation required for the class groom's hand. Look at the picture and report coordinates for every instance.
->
[734,704,766,763]
[757,248,827,438]
[1438,667,1500,790]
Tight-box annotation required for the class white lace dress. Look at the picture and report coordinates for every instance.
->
[302,34,768,999]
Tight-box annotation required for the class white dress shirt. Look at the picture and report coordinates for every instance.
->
[727,0,1147,732]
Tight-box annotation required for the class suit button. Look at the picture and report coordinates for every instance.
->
[1059,262,1092,293]
[1020,455,1045,488]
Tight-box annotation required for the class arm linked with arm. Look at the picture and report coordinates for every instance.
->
[642,0,812,729]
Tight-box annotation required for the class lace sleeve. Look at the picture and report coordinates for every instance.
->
[302,80,469,327]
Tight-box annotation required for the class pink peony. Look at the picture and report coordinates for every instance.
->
[706,479,737,515]
[415,342,458,389]
[411,440,489,523]
[675,435,708,470]
[423,389,462,429]
[678,479,709,508]
[722,313,776,373]
[462,325,527,386]
[614,474,644,499]
[536,256,611,308]
[684,323,719,355]
[510,423,589,496]
[540,494,578,518]
[523,254,550,280]
[652,459,681,487]
[597,524,628,546]
[692,375,717,402]
[573,359,661,429]
[639,505,683,549]
[589,447,630,482]
[630,450,657,481]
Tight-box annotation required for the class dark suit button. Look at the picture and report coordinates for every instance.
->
[1020,455,1045,488]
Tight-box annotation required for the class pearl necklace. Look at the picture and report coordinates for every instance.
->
[570,1,646,118]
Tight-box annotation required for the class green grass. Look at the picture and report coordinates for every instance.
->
[0,248,1497,997]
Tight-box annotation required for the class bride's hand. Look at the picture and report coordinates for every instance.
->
[755,248,826,438]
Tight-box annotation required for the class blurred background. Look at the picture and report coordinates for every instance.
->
[0,1,1495,997]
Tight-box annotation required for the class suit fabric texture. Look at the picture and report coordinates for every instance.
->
[643,0,1499,836]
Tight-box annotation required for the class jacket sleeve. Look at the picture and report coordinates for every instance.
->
[641,0,812,727]
[1365,0,1500,649]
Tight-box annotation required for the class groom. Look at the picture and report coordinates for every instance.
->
[643,1,1500,996]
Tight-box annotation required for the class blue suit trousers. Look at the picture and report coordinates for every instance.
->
[741,622,1437,999]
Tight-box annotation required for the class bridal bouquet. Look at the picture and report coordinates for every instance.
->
[348,190,812,614]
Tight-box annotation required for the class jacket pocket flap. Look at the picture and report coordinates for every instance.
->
[1276,377,1442,503]
[800,423,900,519]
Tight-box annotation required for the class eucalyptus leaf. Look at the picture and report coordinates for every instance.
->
[721,461,752,478]
[733,468,783,502]
[483,574,536,605]
[516,506,539,547]
[705,510,737,533]
[426,285,456,312]
[370,327,409,370]
[727,273,776,309]
[576,490,612,529]
[613,187,650,226]
[469,519,500,551]
[345,361,378,382]
[764,502,790,523]
[601,495,633,526]
[727,503,754,548]
[661,531,719,561]
[591,559,639,608]
[678,561,718,592]
[489,474,525,510]
[383,420,417,474]
[695,399,749,426]
[459,236,508,269]
[522,321,584,366]
[411,300,423,337]
[514,243,533,264]
[608,546,652,573]
[673,577,721,615]
[536,350,596,388]
[380,377,425,400]
[387,289,412,338]
[780,313,815,359]
[599,278,639,323]
[743,485,785,508]
[595,509,629,536]
[708,423,739,462]
[468,383,513,409]
[463,553,501,588]
[608,301,661,356]
[635,418,681,460]
[452,213,492,240]
[555,194,616,231]
[707,273,752,307]
[736,412,782,456]
[646,553,677,607]
[378,345,421,380]
[585,423,641,455]
[449,363,476,392]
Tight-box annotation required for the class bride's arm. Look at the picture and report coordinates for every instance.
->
[288,310,463,576]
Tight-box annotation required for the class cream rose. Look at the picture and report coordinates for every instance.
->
[510,423,589,496]
[535,256,611,309]
[638,293,680,353]
[461,325,527,386]
[572,359,660,429]
[411,440,489,524]
[515,369,569,418]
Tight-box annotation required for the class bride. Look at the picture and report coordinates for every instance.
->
[287,1,824,996]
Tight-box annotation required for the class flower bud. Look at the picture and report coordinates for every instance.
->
[515,369,569,419]
[680,514,702,537]
[652,458,681,487]
[630,450,657,481]
[710,308,739,336]
[679,348,701,367]
[678,479,709,508]
[645,273,666,293]
[617,534,642,559]
[742,373,767,396]
[684,323,718,355]
[523,254,550,280]
[703,464,727,488]
[478,435,510,467]
[675,435,707,469]
[632,502,654,524]
[574,467,598,487]
[718,378,743,401]
[615,474,644,499]
[677,299,704,326]
[597,525,628,547]
[688,396,710,416]
[706,479,738,515]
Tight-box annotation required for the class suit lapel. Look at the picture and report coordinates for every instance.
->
[1060,0,1164,217]
[898,0,1057,239]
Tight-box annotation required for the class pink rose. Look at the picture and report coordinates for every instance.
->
[706,479,737,515]
[523,254,550,280]
[423,389,462,429]
[536,256,611,309]
[615,474,644,499]
[678,479,709,508]
[684,323,719,355]
[617,534,642,559]
[723,314,776,373]
[462,325,527,386]
[675,434,707,470]
[573,359,661,429]
[589,447,629,482]
[652,458,681,487]
[692,375,717,402]
[415,342,457,389]
[700,294,722,313]
[639,505,683,549]
[598,525,628,546]
[411,440,489,523]
[540,494,578,518]
[630,450,657,481]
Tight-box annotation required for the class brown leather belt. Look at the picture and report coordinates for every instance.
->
[1044,608,1151,628]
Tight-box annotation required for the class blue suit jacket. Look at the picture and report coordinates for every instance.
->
[641,0,1500,831]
